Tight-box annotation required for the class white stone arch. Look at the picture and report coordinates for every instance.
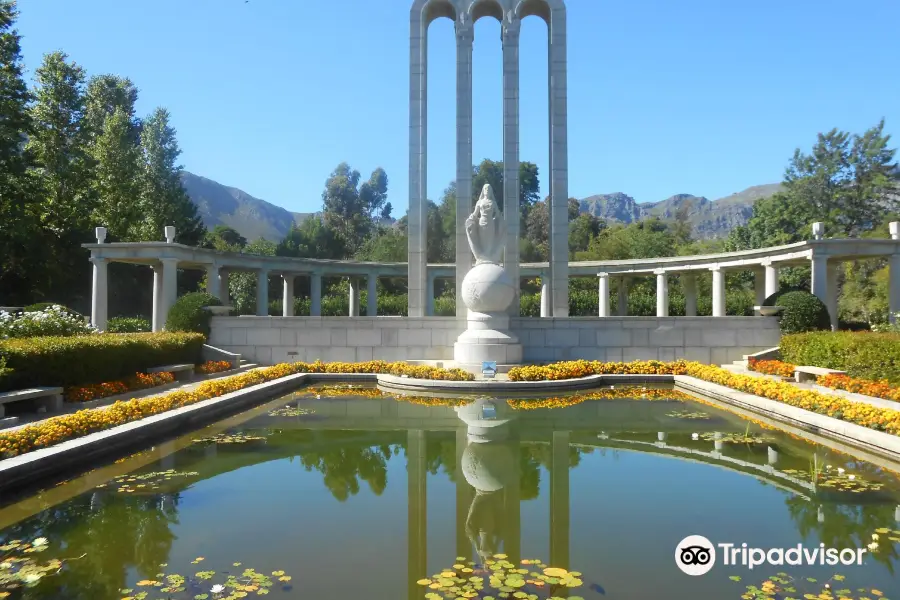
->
[467,0,506,22]
[411,0,458,25]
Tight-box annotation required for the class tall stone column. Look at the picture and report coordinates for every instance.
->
[367,273,378,317]
[891,254,900,324]
[205,264,221,299]
[219,269,230,305]
[810,253,828,307]
[683,273,697,317]
[90,257,109,331]
[256,269,269,317]
[407,10,428,318]
[151,264,163,332]
[349,278,360,317]
[540,272,551,318]
[655,269,669,317]
[597,273,610,317]
[502,15,521,316]
[282,274,295,317]
[426,272,436,316]
[549,8,569,318]
[753,268,766,315]
[762,260,779,298]
[160,258,179,327]
[549,430,570,570]
[310,272,322,316]
[826,263,839,331]
[408,429,427,600]
[617,276,630,316]
[711,267,725,317]
[455,17,474,318]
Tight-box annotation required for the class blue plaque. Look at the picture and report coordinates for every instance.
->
[482,361,497,379]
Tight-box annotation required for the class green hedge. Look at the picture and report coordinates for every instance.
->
[781,331,900,383]
[107,316,151,333]
[165,292,222,337]
[0,332,205,391]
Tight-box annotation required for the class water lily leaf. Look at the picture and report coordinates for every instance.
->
[417,579,432,586]
[729,576,742,582]
[194,596,209,600]
[543,567,568,578]
[494,554,508,559]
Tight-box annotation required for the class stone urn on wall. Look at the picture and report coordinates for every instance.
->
[453,184,523,374]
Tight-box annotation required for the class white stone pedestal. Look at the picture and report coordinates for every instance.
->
[453,263,523,374]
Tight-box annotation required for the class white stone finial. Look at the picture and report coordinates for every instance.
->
[95,226,107,244]
[812,222,825,240]
[890,222,899,240]
[466,184,504,264]
[164,226,176,244]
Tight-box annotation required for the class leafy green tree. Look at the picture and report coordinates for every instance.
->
[90,107,143,239]
[230,238,277,314]
[0,0,37,302]
[470,159,540,216]
[355,227,407,262]
[136,107,205,244]
[568,213,604,256]
[278,216,346,259]
[83,74,138,141]
[321,163,388,253]
[204,224,247,251]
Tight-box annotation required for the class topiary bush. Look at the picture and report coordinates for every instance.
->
[774,290,831,334]
[762,287,804,306]
[781,331,900,383]
[107,316,151,333]
[165,292,222,337]
[0,332,205,391]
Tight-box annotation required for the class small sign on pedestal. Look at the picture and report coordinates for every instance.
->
[482,361,497,379]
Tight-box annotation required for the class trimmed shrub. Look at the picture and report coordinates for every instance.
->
[0,305,96,338]
[762,287,804,306]
[781,331,900,383]
[107,316,151,333]
[165,292,222,337]
[0,332,205,391]
[775,291,831,334]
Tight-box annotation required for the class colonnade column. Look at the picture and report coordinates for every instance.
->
[151,264,163,332]
[549,430,570,570]
[282,274,295,317]
[826,263,839,331]
[205,263,221,299]
[617,277,630,316]
[90,257,109,331]
[160,258,179,327]
[683,274,697,317]
[426,272,436,317]
[310,272,322,317]
[349,278,360,317]
[711,267,725,317]
[655,269,669,317]
[367,273,378,317]
[763,260,779,298]
[407,9,427,319]
[890,253,900,324]
[408,429,427,600]
[502,15,521,316]
[219,269,230,305]
[454,18,474,318]
[810,253,828,308]
[753,268,766,315]
[597,272,610,317]
[549,7,569,318]
[540,272,551,318]
[255,269,269,316]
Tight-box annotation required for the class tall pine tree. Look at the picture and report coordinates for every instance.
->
[138,107,205,244]
[91,107,143,239]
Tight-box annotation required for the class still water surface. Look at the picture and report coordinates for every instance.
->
[2,385,900,600]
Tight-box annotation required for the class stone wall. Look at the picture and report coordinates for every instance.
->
[209,316,779,366]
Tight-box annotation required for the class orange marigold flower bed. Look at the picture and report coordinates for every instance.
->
[195,360,232,375]
[817,373,900,403]
[747,358,796,378]
[64,372,176,403]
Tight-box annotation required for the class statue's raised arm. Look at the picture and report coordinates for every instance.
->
[466,184,504,264]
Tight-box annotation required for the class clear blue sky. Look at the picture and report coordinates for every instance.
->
[18,0,899,215]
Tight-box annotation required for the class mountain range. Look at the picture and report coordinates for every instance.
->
[181,171,781,242]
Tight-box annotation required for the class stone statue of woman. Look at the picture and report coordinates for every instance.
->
[466,184,504,264]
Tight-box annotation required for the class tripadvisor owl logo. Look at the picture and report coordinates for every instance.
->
[675,535,716,576]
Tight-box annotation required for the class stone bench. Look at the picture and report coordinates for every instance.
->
[146,364,195,382]
[794,365,846,383]
[0,387,64,418]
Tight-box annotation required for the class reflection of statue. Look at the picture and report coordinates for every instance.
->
[466,488,506,564]
[466,184,504,264]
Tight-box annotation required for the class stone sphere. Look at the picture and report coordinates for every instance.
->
[461,263,515,313]
[461,442,515,493]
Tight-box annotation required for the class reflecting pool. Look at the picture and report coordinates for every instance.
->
[2,384,900,600]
